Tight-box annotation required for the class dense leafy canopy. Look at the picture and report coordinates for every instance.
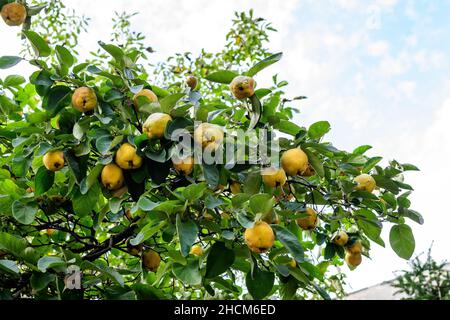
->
[0,1,422,300]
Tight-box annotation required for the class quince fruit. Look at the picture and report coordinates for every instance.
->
[186,75,198,90]
[1,3,27,26]
[244,220,275,253]
[143,249,161,272]
[230,181,241,194]
[229,75,255,99]
[142,112,172,139]
[190,245,203,256]
[115,143,143,170]
[261,167,287,188]
[281,148,309,176]
[72,87,97,112]
[296,207,318,230]
[133,89,158,111]
[354,174,376,192]
[333,230,349,246]
[345,252,362,268]
[346,240,363,254]
[101,163,125,191]
[43,151,65,172]
[193,123,224,150]
[172,155,194,175]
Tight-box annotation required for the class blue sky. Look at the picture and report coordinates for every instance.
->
[1,0,449,294]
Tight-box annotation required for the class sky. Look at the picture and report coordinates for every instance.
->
[1,0,450,294]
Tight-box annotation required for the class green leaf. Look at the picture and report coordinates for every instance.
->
[176,214,198,257]
[72,183,100,217]
[363,157,383,173]
[82,261,124,287]
[353,145,372,155]
[137,196,158,211]
[248,94,262,130]
[34,166,54,196]
[249,193,274,215]
[243,171,262,195]
[95,135,113,155]
[205,70,239,84]
[42,85,71,116]
[245,267,275,299]
[205,242,235,278]
[303,148,324,177]
[182,183,207,201]
[311,282,331,300]
[64,150,88,184]
[373,175,400,194]
[246,52,283,77]
[390,224,415,259]
[55,45,75,67]
[30,273,55,292]
[173,259,201,286]
[254,88,272,99]
[23,30,51,57]
[402,163,420,171]
[12,201,38,225]
[271,225,305,262]
[80,163,103,195]
[401,208,424,225]
[308,121,331,140]
[202,163,220,189]
[273,120,302,136]
[98,42,124,63]
[37,256,65,272]
[355,209,384,246]
[0,260,20,275]
[4,75,26,87]
[0,232,27,259]
[0,56,22,69]
[159,93,185,114]
[130,220,167,246]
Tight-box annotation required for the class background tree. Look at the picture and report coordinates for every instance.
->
[0,0,422,300]
[393,246,450,300]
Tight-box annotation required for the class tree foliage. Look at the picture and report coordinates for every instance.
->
[0,1,422,300]
[393,247,450,300]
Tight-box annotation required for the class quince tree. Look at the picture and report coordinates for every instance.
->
[0,1,423,300]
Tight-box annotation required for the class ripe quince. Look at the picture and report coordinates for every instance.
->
[186,75,198,90]
[244,220,275,253]
[101,163,125,191]
[193,123,224,150]
[190,245,203,256]
[133,89,158,111]
[1,3,27,26]
[281,148,309,176]
[261,167,287,188]
[229,76,255,99]
[172,155,194,175]
[115,143,143,170]
[333,230,349,246]
[296,207,318,230]
[354,174,376,192]
[43,151,65,172]
[72,87,97,112]
[345,252,362,268]
[142,112,172,139]
[346,240,363,254]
